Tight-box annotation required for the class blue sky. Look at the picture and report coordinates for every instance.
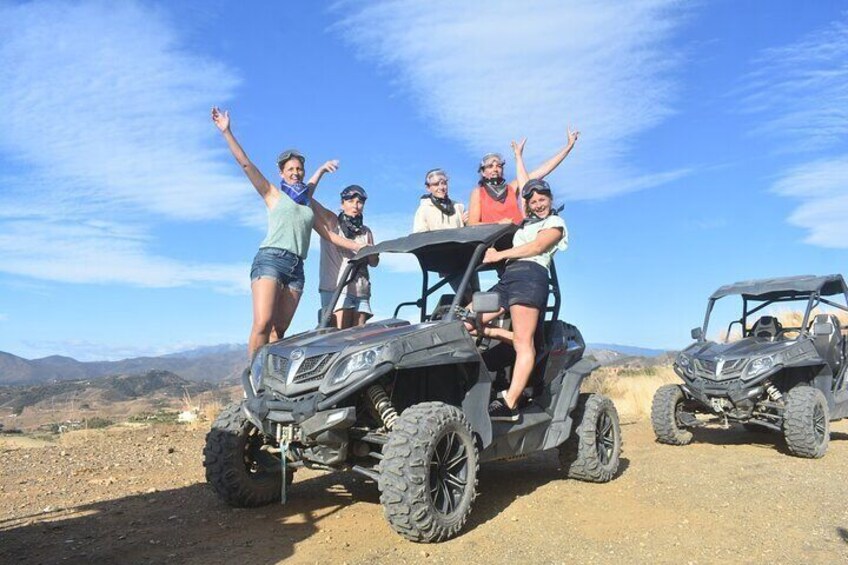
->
[1,0,847,361]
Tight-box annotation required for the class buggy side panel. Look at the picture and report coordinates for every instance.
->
[541,357,599,450]
[391,321,494,445]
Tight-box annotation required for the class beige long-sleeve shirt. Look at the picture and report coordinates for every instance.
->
[412,197,466,233]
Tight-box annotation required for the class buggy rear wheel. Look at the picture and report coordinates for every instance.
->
[379,402,479,543]
[558,393,622,482]
[651,384,694,445]
[783,386,830,459]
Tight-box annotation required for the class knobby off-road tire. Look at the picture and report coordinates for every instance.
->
[203,402,292,507]
[651,384,694,445]
[559,393,622,483]
[783,386,830,459]
[379,402,479,543]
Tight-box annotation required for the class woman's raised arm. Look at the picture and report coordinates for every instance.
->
[508,127,580,188]
[211,107,275,204]
[307,160,340,198]
[511,138,530,191]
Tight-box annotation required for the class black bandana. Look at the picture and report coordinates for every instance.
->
[479,177,508,203]
[338,212,365,239]
[521,205,565,227]
[422,193,456,216]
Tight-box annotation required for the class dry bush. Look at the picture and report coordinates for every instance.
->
[582,365,679,421]
[199,401,224,423]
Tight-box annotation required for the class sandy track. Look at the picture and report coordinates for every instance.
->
[2,419,847,564]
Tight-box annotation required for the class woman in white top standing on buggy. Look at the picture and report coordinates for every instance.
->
[312,183,379,329]
[467,138,570,422]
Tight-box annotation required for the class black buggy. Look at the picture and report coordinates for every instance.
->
[652,274,848,458]
[203,224,622,542]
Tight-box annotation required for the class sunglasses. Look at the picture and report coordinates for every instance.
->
[522,180,552,199]
[277,149,305,166]
[479,153,505,171]
[341,185,368,201]
[428,179,448,187]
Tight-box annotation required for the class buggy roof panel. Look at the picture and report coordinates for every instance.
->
[710,274,848,300]
[351,224,517,273]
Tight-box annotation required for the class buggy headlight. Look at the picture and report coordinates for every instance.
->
[744,356,775,380]
[249,350,267,393]
[676,353,693,374]
[327,347,383,388]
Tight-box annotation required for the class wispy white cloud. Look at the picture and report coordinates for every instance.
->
[333,0,691,200]
[0,219,249,292]
[771,157,848,248]
[741,16,848,248]
[739,19,848,151]
[0,1,255,288]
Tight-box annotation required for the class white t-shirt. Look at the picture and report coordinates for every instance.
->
[318,220,373,297]
[513,215,568,270]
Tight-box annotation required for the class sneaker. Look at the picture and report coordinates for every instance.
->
[488,398,519,422]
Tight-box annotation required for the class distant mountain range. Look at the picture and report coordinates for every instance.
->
[0,345,246,386]
[0,342,670,387]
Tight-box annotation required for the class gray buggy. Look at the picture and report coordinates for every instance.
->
[203,224,621,542]
[653,274,848,458]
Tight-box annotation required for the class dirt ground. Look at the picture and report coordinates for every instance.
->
[2,418,847,564]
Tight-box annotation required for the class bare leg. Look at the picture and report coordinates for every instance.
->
[504,304,539,409]
[249,278,280,359]
[480,326,514,344]
[355,312,369,326]
[462,307,505,332]
[333,308,346,329]
[337,308,357,329]
[270,286,302,342]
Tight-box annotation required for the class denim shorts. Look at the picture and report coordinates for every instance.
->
[250,247,305,292]
[489,261,550,310]
[320,290,373,316]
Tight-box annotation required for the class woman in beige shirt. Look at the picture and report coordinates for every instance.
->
[412,168,467,233]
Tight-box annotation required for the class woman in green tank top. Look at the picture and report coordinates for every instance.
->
[212,107,360,359]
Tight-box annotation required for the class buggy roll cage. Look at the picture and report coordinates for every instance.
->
[318,225,562,330]
[699,275,848,341]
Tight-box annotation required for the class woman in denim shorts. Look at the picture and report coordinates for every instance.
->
[313,185,379,329]
[469,138,569,422]
[212,108,361,358]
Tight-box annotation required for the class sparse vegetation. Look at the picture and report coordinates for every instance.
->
[85,417,113,429]
[582,365,678,420]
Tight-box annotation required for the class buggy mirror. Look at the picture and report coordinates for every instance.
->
[691,327,703,341]
[813,321,834,336]
[472,292,501,314]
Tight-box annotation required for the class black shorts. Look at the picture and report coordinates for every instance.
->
[489,261,549,311]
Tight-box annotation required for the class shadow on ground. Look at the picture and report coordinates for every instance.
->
[462,451,630,535]
[686,424,848,456]
[0,470,378,565]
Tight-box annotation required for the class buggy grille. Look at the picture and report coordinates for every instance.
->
[293,353,337,384]
[693,358,746,380]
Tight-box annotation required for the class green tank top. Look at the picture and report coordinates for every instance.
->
[259,192,315,259]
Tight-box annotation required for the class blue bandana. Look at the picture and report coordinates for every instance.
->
[280,180,310,206]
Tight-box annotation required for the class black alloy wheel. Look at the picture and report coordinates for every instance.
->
[429,430,470,515]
